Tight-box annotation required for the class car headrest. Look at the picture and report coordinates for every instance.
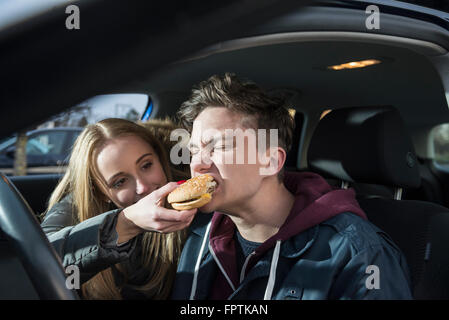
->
[307,106,420,188]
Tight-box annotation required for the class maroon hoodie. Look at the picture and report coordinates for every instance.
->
[208,171,367,299]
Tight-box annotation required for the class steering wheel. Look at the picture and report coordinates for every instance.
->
[0,173,78,299]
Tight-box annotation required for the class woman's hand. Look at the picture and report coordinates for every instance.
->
[116,182,197,243]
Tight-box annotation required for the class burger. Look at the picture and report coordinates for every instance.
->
[167,174,217,210]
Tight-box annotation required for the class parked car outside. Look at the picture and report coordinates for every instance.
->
[0,127,82,175]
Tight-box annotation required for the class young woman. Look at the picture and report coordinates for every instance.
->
[41,118,195,299]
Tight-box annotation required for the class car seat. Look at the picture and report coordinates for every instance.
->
[307,106,449,299]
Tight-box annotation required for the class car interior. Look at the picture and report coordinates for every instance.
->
[1,1,449,299]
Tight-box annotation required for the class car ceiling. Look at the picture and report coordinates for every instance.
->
[138,38,449,129]
[0,0,307,139]
[2,0,448,138]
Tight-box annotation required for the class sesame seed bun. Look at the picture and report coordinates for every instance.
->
[168,174,216,210]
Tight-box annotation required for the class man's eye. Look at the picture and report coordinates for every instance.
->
[112,178,126,189]
[215,144,232,150]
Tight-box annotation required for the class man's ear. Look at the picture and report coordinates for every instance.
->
[259,147,286,176]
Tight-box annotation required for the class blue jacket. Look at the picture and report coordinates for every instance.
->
[172,172,413,300]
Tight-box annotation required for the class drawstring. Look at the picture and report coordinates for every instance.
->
[263,240,282,300]
[190,224,282,300]
[190,221,212,300]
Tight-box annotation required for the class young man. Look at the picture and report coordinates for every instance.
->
[171,73,412,300]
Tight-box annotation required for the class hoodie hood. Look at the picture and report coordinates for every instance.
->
[195,171,367,299]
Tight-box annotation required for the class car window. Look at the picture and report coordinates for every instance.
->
[2,94,149,176]
[27,131,67,156]
[433,123,449,164]
[26,139,50,155]
[67,131,81,151]
[0,136,15,152]
[40,94,150,128]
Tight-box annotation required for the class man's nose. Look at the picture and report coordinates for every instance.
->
[190,149,213,174]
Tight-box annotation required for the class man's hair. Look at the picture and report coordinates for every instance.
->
[177,73,294,154]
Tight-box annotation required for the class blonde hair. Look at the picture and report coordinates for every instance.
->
[46,118,189,299]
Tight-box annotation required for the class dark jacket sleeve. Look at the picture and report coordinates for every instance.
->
[40,195,76,236]
[41,196,138,284]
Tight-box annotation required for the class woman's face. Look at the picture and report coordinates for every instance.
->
[95,135,168,208]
